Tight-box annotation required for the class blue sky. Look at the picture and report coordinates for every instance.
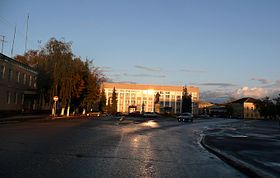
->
[1,0,280,101]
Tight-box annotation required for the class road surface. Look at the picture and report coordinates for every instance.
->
[0,117,246,178]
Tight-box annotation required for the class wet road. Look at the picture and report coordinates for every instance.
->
[0,117,246,178]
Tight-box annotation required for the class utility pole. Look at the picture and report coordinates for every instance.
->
[25,14,29,53]
[0,35,7,54]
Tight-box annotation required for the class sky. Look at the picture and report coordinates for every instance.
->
[1,0,280,102]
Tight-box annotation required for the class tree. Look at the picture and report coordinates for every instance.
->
[99,88,106,113]
[182,86,192,113]
[273,94,280,117]
[110,87,117,114]
[256,97,276,119]
[15,38,104,116]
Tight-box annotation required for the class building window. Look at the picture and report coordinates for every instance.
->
[21,94,24,105]
[33,76,37,88]
[29,75,32,86]
[16,71,20,83]
[7,91,11,104]
[14,92,18,104]
[23,74,27,84]
[0,65,5,79]
[8,69,13,81]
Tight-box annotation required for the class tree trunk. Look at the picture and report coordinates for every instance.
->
[61,107,65,116]
[67,106,70,117]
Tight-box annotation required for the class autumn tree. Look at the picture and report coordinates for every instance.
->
[15,38,104,116]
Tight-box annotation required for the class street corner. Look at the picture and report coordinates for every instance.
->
[200,135,277,178]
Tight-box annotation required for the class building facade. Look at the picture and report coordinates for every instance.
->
[102,82,200,114]
[0,53,37,113]
[230,97,262,119]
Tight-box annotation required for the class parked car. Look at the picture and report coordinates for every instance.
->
[177,112,193,122]
[143,112,158,118]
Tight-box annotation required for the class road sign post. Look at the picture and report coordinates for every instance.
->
[52,96,59,116]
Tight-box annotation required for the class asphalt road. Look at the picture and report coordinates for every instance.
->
[0,117,246,178]
[203,119,280,178]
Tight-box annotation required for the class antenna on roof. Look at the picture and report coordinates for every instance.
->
[24,13,29,54]
[0,35,7,54]
[11,25,17,57]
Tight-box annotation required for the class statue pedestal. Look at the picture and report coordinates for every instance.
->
[154,103,160,113]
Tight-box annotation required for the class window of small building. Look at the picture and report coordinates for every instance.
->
[14,92,18,104]
[0,65,5,79]
[29,75,32,86]
[8,69,13,81]
[21,94,24,105]
[33,76,37,88]
[23,73,27,84]
[16,71,20,83]
[7,91,11,104]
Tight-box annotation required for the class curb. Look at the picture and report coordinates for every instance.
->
[200,135,276,178]
[0,115,50,124]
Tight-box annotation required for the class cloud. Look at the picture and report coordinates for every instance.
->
[199,82,236,87]
[134,65,161,72]
[262,79,280,88]
[231,86,280,99]
[201,90,229,99]
[123,73,166,78]
[200,90,233,103]
[112,81,137,84]
[180,69,206,73]
[201,86,280,103]
[98,66,112,73]
[251,77,271,84]
[275,80,280,86]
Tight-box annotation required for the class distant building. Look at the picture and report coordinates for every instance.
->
[102,82,200,114]
[196,101,214,115]
[208,105,228,118]
[0,53,37,114]
[229,97,262,119]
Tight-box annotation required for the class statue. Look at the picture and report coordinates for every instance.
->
[155,92,160,104]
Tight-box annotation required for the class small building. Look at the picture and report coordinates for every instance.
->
[229,97,262,119]
[208,105,228,118]
[197,101,214,115]
[0,53,37,114]
[102,82,200,114]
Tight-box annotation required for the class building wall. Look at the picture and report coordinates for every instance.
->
[231,103,244,118]
[0,53,37,112]
[231,101,262,119]
[243,102,262,119]
[102,82,200,114]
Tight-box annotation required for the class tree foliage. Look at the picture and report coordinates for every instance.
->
[99,88,106,113]
[15,38,104,114]
[110,87,117,114]
[256,96,279,119]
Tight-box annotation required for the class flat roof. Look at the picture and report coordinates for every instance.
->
[102,82,199,92]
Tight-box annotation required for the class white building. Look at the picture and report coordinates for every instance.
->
[102,82,200,114]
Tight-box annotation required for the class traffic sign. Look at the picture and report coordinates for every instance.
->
[53,96,59,102]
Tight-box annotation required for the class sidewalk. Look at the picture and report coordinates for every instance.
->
[0,114,50,123]
[201,120,280,178]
